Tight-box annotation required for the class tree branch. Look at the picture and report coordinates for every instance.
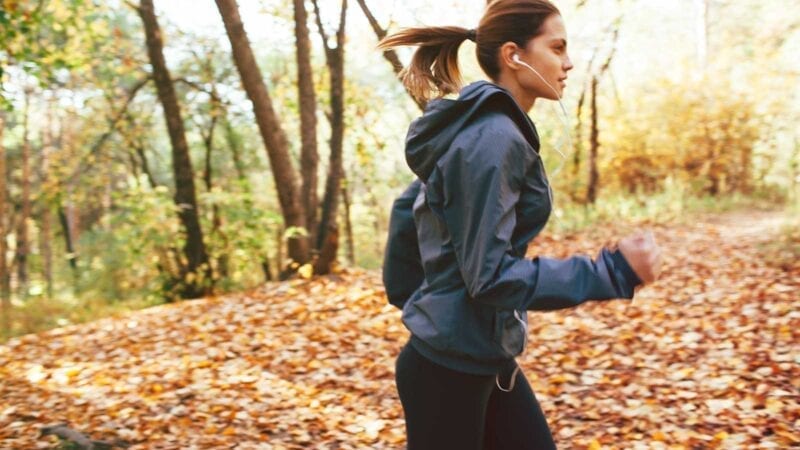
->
[310,0,332,55]
[67,76,151,183]
[355,0,425,110]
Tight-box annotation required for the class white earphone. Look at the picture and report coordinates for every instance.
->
[513,53,560,100]
[512,53,572,179]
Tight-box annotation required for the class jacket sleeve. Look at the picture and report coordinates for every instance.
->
[382,180,425,309]
[438,130,641,311]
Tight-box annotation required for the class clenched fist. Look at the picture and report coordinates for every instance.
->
[617,230,662,284]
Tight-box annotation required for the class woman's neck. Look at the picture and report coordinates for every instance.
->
[494,76,536,112]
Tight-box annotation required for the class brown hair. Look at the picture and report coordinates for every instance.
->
[378,0,560,103]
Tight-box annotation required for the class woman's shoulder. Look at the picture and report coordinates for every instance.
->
[447,109,538,166]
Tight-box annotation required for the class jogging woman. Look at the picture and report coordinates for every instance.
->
[380,0,662,448]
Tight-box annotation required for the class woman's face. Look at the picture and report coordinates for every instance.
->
[516,14,574,101]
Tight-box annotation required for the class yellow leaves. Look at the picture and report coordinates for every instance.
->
[587,439,603,450]
[548,373,577,384]
[297,263,314,279]
[194,359,213,369]
[652,430,668,441]
[712,431,729,442]
[765,397,784,414]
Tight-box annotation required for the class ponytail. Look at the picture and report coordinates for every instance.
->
[378,26,474,103]
[377,1,560,104]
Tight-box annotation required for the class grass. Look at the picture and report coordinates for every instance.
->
[549,183,788,233]
[0,286,161,343]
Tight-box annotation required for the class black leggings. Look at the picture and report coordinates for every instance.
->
[395,342,557,450]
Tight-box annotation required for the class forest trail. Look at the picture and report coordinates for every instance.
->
[1,209,797,449]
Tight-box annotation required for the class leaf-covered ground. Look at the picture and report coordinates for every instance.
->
[1,210,798,449]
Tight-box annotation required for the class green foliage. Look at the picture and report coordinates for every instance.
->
[198,186,283,289]
[76,184,183,303]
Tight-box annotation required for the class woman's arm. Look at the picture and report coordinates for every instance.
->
[383,179,425,309]
[437,128,642,311]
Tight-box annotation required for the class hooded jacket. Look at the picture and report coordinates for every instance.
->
[383,81,641,375]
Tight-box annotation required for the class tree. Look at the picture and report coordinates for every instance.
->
[14,89,32,297]
[136,0,211,298]
[293,0,320,249]
[582,26,619,204]
[311,0,348,274]
[0,112,9,333]
[215,0,310,267]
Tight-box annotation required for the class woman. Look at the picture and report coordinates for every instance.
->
[380,1,662,449]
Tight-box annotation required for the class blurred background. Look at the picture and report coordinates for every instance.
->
[0,0,798,340]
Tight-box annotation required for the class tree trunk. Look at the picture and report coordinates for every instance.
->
[15,91,32,298]
[137,0,210,298]
[341,173,355,266]
[0,113,10,333]
[261,259,273,282]
[312,0,347,275]
[224,118,249,186]
[293,0,319,248]
[40,207,53,299]
[201,105,228,280]
[215,0,309,265]
[355,0,425,110]
[586,76,599,204]
[135,142,159,189]
[57,204,78,287]
[41,106,54,299]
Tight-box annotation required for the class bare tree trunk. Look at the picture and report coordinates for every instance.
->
[40,208,53,298]
[122,111,160,189]
[586,75,599,204]
[15,90,32,298]
[200,101,229,280]
[312,0,347,275]
[275,226,283,280]
[0,113,10,333]
[137,0,211,298]
[294,0,319,248]
[341,172,355,266]
[355,0,425,111]
[261,260,273,282]
[134,142,159,189]
[224,119,248,185]
[215,0,310,266]
[41,105,54,299]
[583,27,618,205]
[57,204,78,288]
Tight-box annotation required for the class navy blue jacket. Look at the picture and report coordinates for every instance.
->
[383,81,641,375]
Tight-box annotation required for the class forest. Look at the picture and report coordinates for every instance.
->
[0,0,798,448]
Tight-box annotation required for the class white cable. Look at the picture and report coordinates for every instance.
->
[513,54,572,177]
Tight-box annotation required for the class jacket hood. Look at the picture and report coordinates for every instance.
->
[405,81,540,181]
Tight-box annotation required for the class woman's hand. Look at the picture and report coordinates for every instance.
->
[617,230,662,284]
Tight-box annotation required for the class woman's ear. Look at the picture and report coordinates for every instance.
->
[499,42,520,71]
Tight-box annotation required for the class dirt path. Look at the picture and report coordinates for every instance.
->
[0,209,797,449]
[520,209,799,448]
